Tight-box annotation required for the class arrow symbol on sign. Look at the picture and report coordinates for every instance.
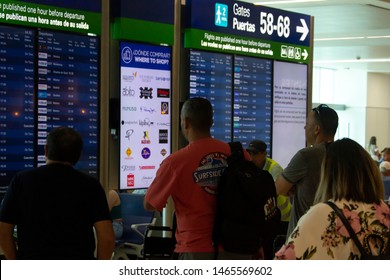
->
[302,49,308,60]
[296,19,309,41]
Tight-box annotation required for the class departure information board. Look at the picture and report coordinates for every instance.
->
[0,25,35,199]
[233,56,272,149]
[189,50,232,141]
[37,30,99,176]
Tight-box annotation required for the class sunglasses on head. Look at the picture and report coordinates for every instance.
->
[312,104,329,124]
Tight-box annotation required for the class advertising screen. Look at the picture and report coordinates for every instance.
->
[272,61,307,168]
[0,25,35,199]
[119,42,171,190]
[36,30,99,177]
[233,55,272,149]
[189,50,232,141]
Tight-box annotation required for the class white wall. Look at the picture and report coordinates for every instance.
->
[366,73,390,149]
[313,68,367,147]
[313,69,390,149]
[333,69,367,147]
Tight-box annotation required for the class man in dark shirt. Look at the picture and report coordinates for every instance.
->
[0,127,115,259]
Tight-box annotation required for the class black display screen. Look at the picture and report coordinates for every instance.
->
[233,55,272,149]
[0,25,100,201]
[0,25,35,199]
[36,30,99,176]
[189,50,232,142]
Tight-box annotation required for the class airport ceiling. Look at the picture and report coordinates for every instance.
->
[240,0,390,73]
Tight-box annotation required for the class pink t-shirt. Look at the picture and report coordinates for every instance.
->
[145,138,236,253]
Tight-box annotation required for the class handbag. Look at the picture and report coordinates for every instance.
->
[325,201,390,260]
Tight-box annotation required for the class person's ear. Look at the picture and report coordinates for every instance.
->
[314,124,321,136]
[184,117,190,130]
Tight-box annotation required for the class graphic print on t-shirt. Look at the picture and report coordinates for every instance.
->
[192,152,227,195]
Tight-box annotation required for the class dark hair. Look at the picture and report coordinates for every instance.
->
[247,140,267,154]
[46,127,83,165]
[181,97,213,132]
[312,104,339,136]
[315,138,384,204]
[369,136,377,145]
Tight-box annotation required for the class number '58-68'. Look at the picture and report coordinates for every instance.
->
[260,12,290,38]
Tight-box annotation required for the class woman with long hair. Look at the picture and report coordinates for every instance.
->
[275,138,389,259]
[368,136,380,162]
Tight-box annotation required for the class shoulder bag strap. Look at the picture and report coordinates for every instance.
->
[228,142,244,161]
[325,201,367,256]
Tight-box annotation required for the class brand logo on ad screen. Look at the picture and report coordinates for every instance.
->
[127,173,135,187]
[125,129,134,142]
[139,165,155,170]
[141,131,151,144]
[123,72,137,82]
[161,102,169,115]
[122,165,136,171]
[159,129,168,144]
[161,149,167,156]
[140,87,153,99]
[140,106,156,114]
[124,148,134,160]
[122,106,137,112]
[122,46,133,64]
[157,88,170,98]
[141,147,151,159]
[139,119,154,127]
[122,86,135,97]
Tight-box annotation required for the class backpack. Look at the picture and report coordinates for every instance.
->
[213,142,280,257]
[326,201,390,260]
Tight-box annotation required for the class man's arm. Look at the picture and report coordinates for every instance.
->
[0,222,17,260]
[275,175,294,196]
[94,220,115,260]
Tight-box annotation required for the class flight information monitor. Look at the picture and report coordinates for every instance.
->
[189,50,232,142]
[233,55,272,149]
[0,25,35,199]
[36,30,99,177]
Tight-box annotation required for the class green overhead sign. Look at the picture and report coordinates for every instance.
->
[185,0,312,63]
[0,0,101,35]
[112,17,174,45]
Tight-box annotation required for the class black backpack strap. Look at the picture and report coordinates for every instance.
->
[228,142,244,160]
[325,201,367,257]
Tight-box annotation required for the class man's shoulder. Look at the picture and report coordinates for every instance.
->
[295,143,326,159]
[172,138,229,157]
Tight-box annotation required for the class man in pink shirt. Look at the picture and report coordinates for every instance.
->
[144,97,233,259]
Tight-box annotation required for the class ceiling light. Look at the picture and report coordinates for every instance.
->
[315,36,365,41]
[314,58,390,63]
[254,0,325,5]
[367,35,390,39]
[315,35,390,41]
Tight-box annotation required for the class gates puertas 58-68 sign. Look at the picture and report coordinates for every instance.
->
[185,0,311,63]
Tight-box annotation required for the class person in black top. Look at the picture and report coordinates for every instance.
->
[0,127,115,259]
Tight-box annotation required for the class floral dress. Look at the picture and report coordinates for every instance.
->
[275,199,390,260]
